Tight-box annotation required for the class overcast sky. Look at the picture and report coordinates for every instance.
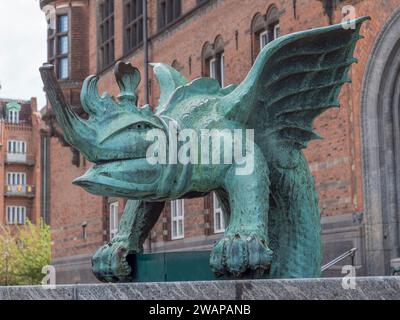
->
[0,0,47,109]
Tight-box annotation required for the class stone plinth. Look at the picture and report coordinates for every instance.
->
[0,277,399,300]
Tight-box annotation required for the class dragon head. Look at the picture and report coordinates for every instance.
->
[40,62,186,199]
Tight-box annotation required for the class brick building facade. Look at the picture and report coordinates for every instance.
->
[0,98,42,230]
[39,0,400,283]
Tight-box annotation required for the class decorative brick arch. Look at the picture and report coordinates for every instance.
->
[361,8,400,275]
[201,36,225,77]
[250,4,280,62]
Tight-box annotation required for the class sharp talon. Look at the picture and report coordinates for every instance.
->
[210,232,272,278]
[91,242,134,283]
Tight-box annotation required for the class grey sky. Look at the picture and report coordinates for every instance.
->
[0,0,47,109]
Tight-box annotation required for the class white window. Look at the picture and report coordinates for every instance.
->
[171,199,184,240]
[260,30,269,49]
[274,24,280,39]
[109,202,119,240]
[7,109,19,124]
[220,53,225,87]
[209,58,217,79]
[213,193,225,233]
[7,172,26,186]
[8,140,26,154]
[7,206,26,225]
[209,53,225,87]
[260,23,280,50]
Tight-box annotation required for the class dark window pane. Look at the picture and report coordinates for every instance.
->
[98,0,115,69]
[174,0,181,18]
[137,0,143,15]
[138,18,143,42]
[126,3,131,22]
[158,0,181,30]
[124,0,144,53]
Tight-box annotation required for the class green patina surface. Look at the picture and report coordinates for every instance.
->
[134,251,269,282]
[40,17,369,282]
[5,101,21,111]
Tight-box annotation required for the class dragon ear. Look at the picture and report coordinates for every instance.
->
[81,75,104,115]
[150,63,188,113]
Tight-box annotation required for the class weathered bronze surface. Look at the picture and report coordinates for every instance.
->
[40,17,369,282]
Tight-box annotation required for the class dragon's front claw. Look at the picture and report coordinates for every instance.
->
[91,240,135,282]
[210,233,272,278]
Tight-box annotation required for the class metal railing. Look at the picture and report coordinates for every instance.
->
[321,248,357,272]
[4,184,35,197]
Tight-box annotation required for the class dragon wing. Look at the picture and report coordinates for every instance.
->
[223,17,369,154]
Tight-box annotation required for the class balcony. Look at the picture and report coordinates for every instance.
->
[5,153,35,166]
[5,185,35,198]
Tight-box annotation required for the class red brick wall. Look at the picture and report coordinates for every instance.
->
[70,5,90,80]
[49,138,106,258]
[0,98,41,226]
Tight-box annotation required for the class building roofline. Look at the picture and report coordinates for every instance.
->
[0,97,32,104]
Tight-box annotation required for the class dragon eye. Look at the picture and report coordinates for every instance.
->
[127,122,152,130]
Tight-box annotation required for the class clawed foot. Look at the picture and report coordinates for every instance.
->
[91,239,136,282]
[210,232,273,277]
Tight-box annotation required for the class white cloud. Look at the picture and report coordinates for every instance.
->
[0,0,47,109]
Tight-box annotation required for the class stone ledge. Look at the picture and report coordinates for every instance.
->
[0,277,399,300]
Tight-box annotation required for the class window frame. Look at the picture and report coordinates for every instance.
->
[124,0,144,54]
[48,13,70,80]
[259,30,269,49]
[7,206,26,225]
[171,199,184,240]
[7,109,20,124]
[98,0,115,72]
[109,201,119,240]
[209,57,217,79]
[157,0,182,31]
[7,172,27,186]
[220,52,225,88]
[213,193,225,233]
[7,140,26,154]
[208,52,225,87]
[273,23,280,39]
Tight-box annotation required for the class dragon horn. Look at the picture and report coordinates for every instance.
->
[150,63,188,113]
[114,61,141,105]
[40,64,93,147]
[81,75,104,116]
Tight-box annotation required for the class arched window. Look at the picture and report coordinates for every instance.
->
[251,5,280,61]
[202,36,225,87]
